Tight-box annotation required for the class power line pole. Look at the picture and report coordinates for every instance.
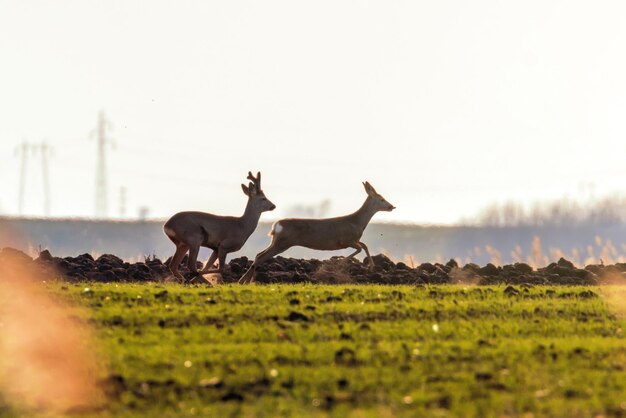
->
[39,141,53,216]
[92,110,114,218]
[15,141,32,215]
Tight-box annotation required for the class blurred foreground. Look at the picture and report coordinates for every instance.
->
[0,247,103,416]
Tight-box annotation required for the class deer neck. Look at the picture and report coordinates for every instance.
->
[239,199,262,233]
[349,197,379,232]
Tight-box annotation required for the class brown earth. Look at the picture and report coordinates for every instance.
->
[1,247,625,286]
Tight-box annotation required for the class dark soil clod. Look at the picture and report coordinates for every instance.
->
[286,311,309,322]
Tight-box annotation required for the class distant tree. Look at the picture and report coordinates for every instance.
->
[470,195,626,227]
[285,199,331,218]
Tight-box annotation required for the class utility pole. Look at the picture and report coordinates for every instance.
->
[15,141,32,215]
[92,110,114,218]
[39,141,53,216]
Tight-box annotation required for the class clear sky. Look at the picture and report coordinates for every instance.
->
[1,1,625,224]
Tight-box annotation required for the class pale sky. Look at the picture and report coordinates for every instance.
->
[1,1,625,224]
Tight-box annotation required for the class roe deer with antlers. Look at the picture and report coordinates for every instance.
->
[163,171,275,281]
[239,181,394,283]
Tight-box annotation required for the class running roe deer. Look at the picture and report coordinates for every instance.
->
[163,172,275,281]
[238,181,395,283]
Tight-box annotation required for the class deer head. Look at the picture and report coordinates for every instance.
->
[241,171,276,212]
[363,181,395,212]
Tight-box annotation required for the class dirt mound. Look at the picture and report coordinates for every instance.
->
[0,248,170,283]
[1,247,624,285]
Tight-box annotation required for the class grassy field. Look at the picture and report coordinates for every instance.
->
[6,283,626,417]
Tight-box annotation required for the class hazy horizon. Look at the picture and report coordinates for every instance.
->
[2,1,625,224]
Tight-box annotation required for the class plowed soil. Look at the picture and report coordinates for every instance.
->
[2,247,624,285]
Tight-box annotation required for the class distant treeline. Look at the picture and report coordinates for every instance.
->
[470,195,626,227]
[2,217,626,266]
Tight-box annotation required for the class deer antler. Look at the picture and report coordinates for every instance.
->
[247,171,261,191]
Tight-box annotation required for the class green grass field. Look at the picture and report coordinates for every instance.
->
[9,284,626,417]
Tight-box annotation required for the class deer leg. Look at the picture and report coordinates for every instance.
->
[219,250,227,272]
[202,247,228,274]
[345,244,362,259]
[239,233,284,284]
[239,263,261,285]
[200,251,219,274]
[187,245,201,275]
[168,244,188,279]
[239,243,289,284]
[216,249,228,278]
[359,241,374,268]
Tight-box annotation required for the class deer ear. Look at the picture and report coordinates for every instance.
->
[248,182,257,195]
[241,184,250,196]
[363,181,379,197]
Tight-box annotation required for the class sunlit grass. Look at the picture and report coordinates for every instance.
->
[5,282,620,418]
